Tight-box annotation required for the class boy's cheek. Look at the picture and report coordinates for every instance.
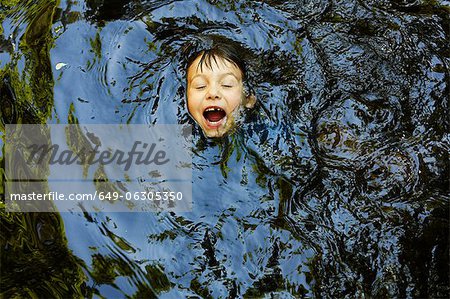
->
[186,95,199,109]
[187,92,203,104]
[189,111,203,125]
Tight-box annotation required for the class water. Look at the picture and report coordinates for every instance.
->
[1,0,449,297]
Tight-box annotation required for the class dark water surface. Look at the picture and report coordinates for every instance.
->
[1,0,449,297]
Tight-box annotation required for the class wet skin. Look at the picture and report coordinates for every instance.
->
[187,55,254,137]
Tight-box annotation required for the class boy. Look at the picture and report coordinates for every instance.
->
[186,43,256,138]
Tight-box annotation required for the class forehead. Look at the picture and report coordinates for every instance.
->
[187,54,243,80]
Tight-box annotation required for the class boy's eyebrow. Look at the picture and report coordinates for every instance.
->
[222,72,240,80]
[189,72,240,82]
[188,74,205,83]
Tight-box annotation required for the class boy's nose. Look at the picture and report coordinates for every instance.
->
[206,84,221,100]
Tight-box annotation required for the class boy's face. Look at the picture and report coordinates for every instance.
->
[187,54,250,137]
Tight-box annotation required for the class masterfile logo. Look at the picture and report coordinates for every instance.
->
[5,124,193,212]
[26,140,170,171]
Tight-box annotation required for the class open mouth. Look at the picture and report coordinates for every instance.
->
[203,107,227,126]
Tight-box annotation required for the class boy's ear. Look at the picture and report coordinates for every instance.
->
[244,94,256,108]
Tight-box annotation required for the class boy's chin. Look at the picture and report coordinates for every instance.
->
[195,109,242,138]
[201,121,235,138]
[202,128,228,138]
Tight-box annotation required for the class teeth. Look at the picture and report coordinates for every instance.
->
[205,107,223,112]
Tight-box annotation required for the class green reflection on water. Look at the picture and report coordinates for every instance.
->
[1,1,87,297]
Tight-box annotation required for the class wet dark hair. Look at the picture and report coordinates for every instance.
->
[182,35,247,81]
[184,40,247,81]
[182,37,255,96]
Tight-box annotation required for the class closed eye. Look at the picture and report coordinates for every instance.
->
[195,86,206,90]
[222,84,233,88]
